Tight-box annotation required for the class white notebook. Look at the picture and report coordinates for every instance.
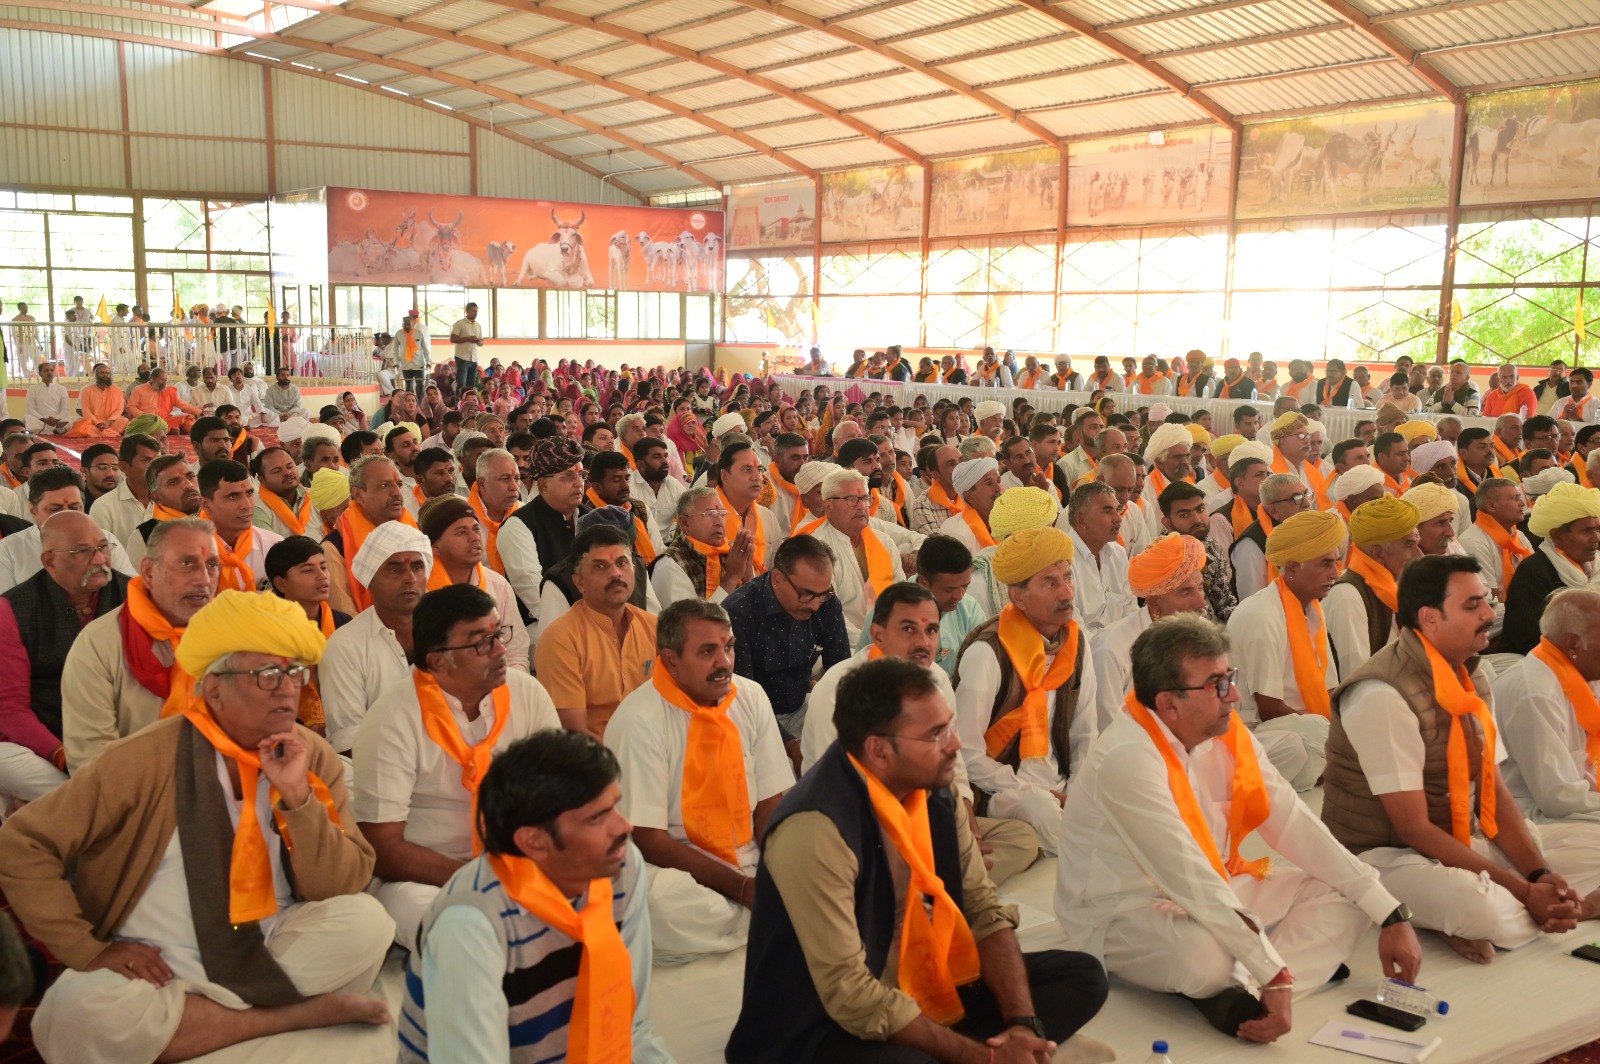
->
[1309,1018,1443,1063]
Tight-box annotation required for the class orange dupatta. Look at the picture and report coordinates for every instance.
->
[487,853,634,1064]
[684,534,730,597]
[846,753,980,1024]
[151,503,192,522]
[414,670,510,854]
[1123,692,1271,881]
[927,481,966,518]
[336,507,420,611]
[1531,638,1600,788]
[1418,632,1498,844]
[207,519,257,593]
[427,560,487,591]
[176,698,339,924]
[1345,548,1399,614]
[1492,435,1520,468]
[984,605,1077,760]
[1473,512,1532,597]
[718,488,767,574]
[1229,496,1254,540]
[794,513,826,537]
[958,507,997,550]
[768,463,803,533]
[1275,578,1332,717]
[470,482,518,574]
[1137,373,1167,395]
[859,527,897,596]
[1017,368,1044,390]
[261,488,312,537]
[653,661,751,866]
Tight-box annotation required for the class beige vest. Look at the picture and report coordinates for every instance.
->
[951,618,1083,784]
[1322,628,1489,853]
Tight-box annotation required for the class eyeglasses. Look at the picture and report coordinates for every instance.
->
[695,508,729,518]
[828,494,872,508]
[879,720,958,746]
[45,541,112,560]
[778,569,835,605]
[217,663,312,691]
[1273,490,1314,507]
[437,624,515,656]
[1163,668,1239,700]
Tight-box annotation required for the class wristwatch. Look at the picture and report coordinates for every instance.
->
[1006,1016,1046,1040]
[1381,903,1413,928]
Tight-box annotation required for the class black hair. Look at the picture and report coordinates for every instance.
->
[442,410,464,427]
[264,535,325,593]
[1157,480,1206,517]
[870,581,936,627]
[189,416,228,447]
[1374,431,1406,458]
[631,435,667,460]
[1457,427,1492,449]
[476,731,621,856]
[530,417,561,440]
[589,450,630,482]
[835,658,939,758]
[198,459,250,498]
[340,430,379,464]
[26,465,82,505]
[20,442,55,464]
[413,447,453,479]
[1232,406,1259,425]
[914,533,973,578]
[81,443,117,468]
[570,523,631,567]
[773,533,835,575]
[506,431,536,452]
[119,433,161,462]
[836,438,878,467]
[1397,554,1483,630]
[383,424,417,451]
[250,445,290,478]
[1524,415,1558,437]
[1331,439,1368,466]
[1519,448,1556,475]
[581,421,615,444]
[413,584,498,668]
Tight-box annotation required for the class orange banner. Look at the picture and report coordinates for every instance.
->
[325,186,724,293]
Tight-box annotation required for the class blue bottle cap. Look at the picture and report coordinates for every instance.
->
[1153,1041,1169,1053]
[1437,1001,1449,1015]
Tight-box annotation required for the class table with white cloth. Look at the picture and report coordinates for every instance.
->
[770,375,1498,443]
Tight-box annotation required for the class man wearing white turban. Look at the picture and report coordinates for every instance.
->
[937,457,1003,553]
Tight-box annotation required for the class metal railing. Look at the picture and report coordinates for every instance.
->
[2,321,380,385]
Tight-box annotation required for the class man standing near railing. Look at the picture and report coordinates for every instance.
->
[23,364,70,435]
[62,296,93,375]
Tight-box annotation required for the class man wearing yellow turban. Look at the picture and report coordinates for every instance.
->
[952,526,1096,851]
[0,589,393,1064]
[1203,433,1245,500]
[1268,411,1331,509]
[1225,510,1348,792]
[1090,533,1209,730]
[969,486,1059,617]
[1501,483,1600,655]
[1325,497,1422,674]
[1400,483,1461,556]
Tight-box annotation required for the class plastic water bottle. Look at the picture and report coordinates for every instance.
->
[1374,978,1449,1016]
[1145,1041,1173,1063]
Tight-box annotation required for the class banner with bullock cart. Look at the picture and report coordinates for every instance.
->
[1065,128,1233,227]
[1460,80,1600,207]
[820,166,925,243]
[728,179,816,251]
[929,147,1060,238]
[1237,101,1454,219]
[316,187,724,293]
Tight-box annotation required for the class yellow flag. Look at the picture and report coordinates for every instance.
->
[1578,290,1588,343]
[95,295,111,324]
[172,288,184,321]
[1450,296,1463,327]
[265,305,278,335]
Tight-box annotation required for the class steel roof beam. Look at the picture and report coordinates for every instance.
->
[1302,0,1461,100]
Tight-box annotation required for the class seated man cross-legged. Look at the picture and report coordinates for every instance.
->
[607,599,794,963]
[728,657,1108,1064]
[1058,614,1422,1042]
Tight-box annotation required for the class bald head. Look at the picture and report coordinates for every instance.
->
[1094,427,1127,457]
[39,508,100,549]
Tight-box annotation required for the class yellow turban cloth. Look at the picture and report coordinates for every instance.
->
[1529,483,1600,538]
[1400,483,1458,524]
[990,487,1057,541]
[1265,509,1348,564]
[385,421,422,444]
[1128,533,1207,598]
[992,526,1074,586]
[1349,497,1421,548]
[176,589,329,678]
[1186,424,1212,446]
[1395,421,1438,444]
[1269,412,1308,443]
[309,467,351,510]
[1209,433,1245,461]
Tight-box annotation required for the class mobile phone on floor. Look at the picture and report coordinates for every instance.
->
[1347,1000,1426,1032]
[1572,943,1600,964]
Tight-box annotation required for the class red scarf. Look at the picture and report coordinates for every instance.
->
[120,578,186,698]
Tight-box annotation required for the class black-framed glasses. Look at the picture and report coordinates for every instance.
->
[438,624,515,656]
[1164,668,1239,700]
[217,664,312,691]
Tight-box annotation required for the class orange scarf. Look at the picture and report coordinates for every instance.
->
[0,467,18,489]
[470,482,517,574]
[858,527,897,596]
[1532,638,1600,788]
[151,503,191,522]
[1284,377,1314,401]
[979,361,1000,381]
[985,605,1077,760]
[1259,509,1279,585]
[403,329,418,364]
[794,513,826,536]
[487,853,634,1064]
[1577,459,1596,489]
[427,560,487,591]
[1276,578,1331,717]
[261,488,312,537]
[1211,467,1229,493]
[684,534,730,597]
[208,520,257,593]
[1017,368,1044,390]
[718,488,766,574]
[1346,547,1399,614]
[1230,495,1254,540]
[177,698,338,924]
[316,602,336,637]
[653,661,750,866]
[846,753,980,1024]
[1418,632,1498,844]
[587,488,655,564]
[1473,511,1531,597]
[1124,693,1270,881]
[336,507,420,611]
[132,577,191,706]
[927,480,966,517]
[1137,372,1167,395]
[1176,373,1203,397]
[1381,470,1411,497]
[1492,435,1520,467]
[915,369,938,383]
[415,671,509,855]
[943,367,961,383]
[1300,458,1332,510]
[768,462,803,533]
[958,506,997,550]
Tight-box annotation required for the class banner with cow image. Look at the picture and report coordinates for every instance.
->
[1236,101,1454,220]
[820,166,925,243]
[728,179,816,251]
[1066,128,1232,227]
[322,187,725,293]
[1459,80,1600,207]
[930,147,1060,238]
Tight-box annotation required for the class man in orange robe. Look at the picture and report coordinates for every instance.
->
[125,367,199,435]
[65,363,129,438]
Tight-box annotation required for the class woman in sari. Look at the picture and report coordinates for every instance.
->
[338,391,369,433]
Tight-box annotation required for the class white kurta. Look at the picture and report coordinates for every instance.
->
[650,554,729,610]
[320,606,414,753]
[936,509,990,554]
[24,381,70,432]
[1057,710,1396,995]
[953,633,1099,852]
[632,472,687,533]
[810,520,906,645]
[1063,527,1135,633]
[1493,653,1600,824]
[1087,606,1151,732]
[1224,583,1336,792]
[1322,578,1397,678]
[90,481,151,565]
[1459,522,1529,637]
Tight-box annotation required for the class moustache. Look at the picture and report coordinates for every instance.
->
[606,579,629,591]
[708,670,733,684]
[81,565,112,586]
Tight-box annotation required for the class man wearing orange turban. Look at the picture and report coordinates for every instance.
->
[1090,533,1209,731]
